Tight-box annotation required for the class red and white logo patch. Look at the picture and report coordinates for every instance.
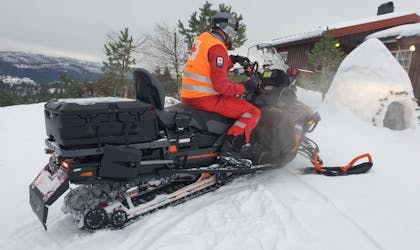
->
[216,56,224,68]
[188,40,201,60]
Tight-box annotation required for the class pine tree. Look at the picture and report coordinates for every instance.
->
[153,65,162,78]
[178,1,247,49]
[306,31,346,99]
[153,65,177,97]
[0,81,17,106]
[102,28,145,97]
[161,66,178,97]
[307,32,346,75]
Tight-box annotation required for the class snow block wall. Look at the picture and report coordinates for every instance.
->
[326,38,417,130]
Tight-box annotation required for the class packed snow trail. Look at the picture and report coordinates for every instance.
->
[1,89,420,250]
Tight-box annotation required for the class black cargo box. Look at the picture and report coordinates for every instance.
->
[44,98,159,148]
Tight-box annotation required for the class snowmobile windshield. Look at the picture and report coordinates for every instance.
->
[247,43,289,73]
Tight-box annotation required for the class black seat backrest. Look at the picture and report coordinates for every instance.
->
[134,68,165,110]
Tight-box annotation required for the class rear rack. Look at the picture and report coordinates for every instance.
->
[45,139,170,158]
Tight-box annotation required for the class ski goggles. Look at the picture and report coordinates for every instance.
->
[214,18,239,38]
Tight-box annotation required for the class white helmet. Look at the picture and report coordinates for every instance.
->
[211,12,238,39]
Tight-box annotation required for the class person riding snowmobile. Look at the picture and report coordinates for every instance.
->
[181,12,260,165]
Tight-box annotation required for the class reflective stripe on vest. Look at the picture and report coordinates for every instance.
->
[183,72,212,84]
[181,32,227,98]
[181,83,218,94]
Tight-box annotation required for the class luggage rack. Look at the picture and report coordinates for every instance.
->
[45,138,170,158]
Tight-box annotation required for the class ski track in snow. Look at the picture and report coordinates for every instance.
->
[291,172,384,250]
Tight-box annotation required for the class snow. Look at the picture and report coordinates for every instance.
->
[58,97,135,105]
[165,96,180,106]
[52,96,179,106]
[366,23,420,40]
[329,11,416,30]
[0,44,420,249]
[0,75,36,85]
[326,38,418,129]
[268,11,418,46]
[268,29,325,46]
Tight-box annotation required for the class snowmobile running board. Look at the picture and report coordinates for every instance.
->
[159,156,373,177]
[158,163,278,176]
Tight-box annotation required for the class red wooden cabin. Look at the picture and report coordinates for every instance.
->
[268,11,420,104]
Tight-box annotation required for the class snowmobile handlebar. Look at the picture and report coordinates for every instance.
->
[238,60,258,78]
[240,61,267,101]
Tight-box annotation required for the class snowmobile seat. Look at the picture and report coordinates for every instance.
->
[166,103,234,135]
[133,69,233,135]
[134,68,165,110]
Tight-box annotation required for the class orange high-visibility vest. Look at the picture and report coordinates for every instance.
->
[181,32,227,98]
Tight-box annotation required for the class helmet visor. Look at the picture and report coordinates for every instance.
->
[214,18,238,38]
[213,17,238,31]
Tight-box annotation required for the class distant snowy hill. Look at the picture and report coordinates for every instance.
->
[0,51,102,84]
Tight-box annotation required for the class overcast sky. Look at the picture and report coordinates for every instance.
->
[1,0,419,62]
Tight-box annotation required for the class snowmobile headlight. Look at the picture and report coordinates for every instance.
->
[306,119,319,133]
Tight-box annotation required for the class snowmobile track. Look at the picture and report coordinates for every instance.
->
[82,174,238,232]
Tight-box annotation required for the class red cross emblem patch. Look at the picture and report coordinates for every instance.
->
[188,40,201,60]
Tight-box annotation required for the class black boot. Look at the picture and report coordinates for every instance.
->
[220,134,253,168]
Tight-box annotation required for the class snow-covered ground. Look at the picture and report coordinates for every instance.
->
[1,39,420,249]
[1,90,419,250]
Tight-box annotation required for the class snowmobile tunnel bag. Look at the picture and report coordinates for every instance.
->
[44,98,159,148]
[99,145,143,178]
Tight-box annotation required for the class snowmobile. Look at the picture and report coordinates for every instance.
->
[29,44,373,231]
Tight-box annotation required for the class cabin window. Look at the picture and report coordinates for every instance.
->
[391,50,413,72]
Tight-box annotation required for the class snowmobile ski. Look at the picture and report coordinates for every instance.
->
[298,136,373,176]
[309,152,373,176]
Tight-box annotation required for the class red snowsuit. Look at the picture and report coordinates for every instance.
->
[181,32,261,143]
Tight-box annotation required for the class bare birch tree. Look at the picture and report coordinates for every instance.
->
[143,23,188,92]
